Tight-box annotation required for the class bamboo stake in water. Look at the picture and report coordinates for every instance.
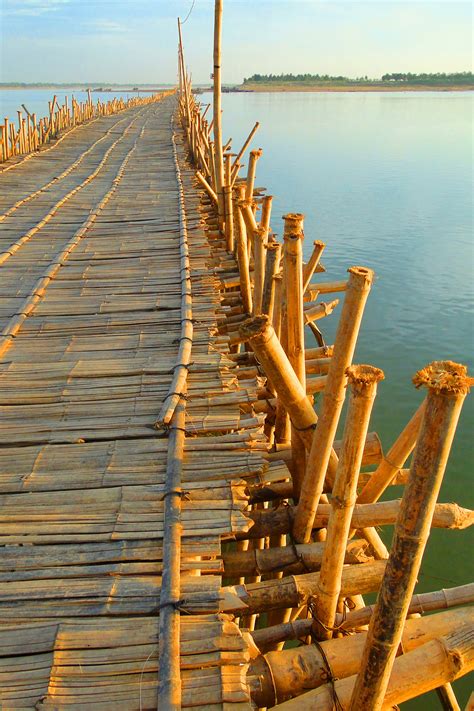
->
[314,364,384,639]
[349,360,470,711]
[294,266,374,543]
[302,240,325,292]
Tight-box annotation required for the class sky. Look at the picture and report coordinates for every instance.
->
[0,0,472,84]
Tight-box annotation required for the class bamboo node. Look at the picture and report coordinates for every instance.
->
[413,361,470,395]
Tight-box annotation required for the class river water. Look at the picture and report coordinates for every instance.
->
[2,88,473,706]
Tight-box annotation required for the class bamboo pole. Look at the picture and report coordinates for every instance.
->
[245,148,262,199]
[251,584,474,648]
[349,361,470,711]
[223,539,371,577]
[253,227,267,315]
[236,500,473,541]
[436,684,461,711]
[212,0,225,230]
[270,625,474,710]
[261,242,281,319]
[315,365,384,639]
[224,560,386,616]
[249,608,472,707]
[239,316,316,449]
[261,194,273,231]
[283,215,306,496]
[357,397,426,504]
[157,397,185,710]
[294,266,374,543]
[231,120,260,179]
[223,153,234,252]
[302,240,325,292]
[236,198,253,314]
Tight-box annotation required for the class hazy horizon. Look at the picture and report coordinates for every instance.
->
[0,1,472,85]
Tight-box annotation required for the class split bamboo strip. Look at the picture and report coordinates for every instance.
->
[294,266,375,543]
[349,361,470,711]
[315,365,384,638]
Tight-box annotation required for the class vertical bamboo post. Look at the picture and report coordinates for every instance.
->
[0,126,5,162]
[236,197,253,314]
[349,361,470,711]
[231,120,260,180]
[294,266,374,543]
[245,148,262,200]
[261,194,273,232]
[314,365,384,639]
[272,272,283,338]
[253,226,267,315]
[262,242,281,319]
[224,153,234,252]
[213,0,226,231]
[283,214,306,495]
[4,118,10,159]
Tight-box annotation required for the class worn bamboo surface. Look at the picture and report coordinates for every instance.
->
[0,94,263,709]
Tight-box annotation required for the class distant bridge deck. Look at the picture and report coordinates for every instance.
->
[0,93,265,709]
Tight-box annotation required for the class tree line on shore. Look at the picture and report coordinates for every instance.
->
[243,72,474,85]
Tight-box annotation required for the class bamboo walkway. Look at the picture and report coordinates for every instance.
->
[0,93,268,709]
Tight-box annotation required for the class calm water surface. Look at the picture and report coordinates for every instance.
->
[3,88,473,706]
[217,91,473,708]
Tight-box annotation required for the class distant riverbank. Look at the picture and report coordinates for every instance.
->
[234,82,474,93]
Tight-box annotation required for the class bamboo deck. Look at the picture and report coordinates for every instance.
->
[0,94,266,709]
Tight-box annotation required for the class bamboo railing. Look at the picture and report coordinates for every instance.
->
[176,3,472,708]
[0,88,172,166]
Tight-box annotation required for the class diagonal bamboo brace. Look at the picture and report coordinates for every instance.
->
[349,361,470,711]
[238,316,316,449]
[294,266,374,544]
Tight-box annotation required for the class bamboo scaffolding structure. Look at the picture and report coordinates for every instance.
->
[315,365,384,638]
[349,361,470,711]
[294,266,375,543]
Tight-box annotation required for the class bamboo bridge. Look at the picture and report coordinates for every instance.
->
[0,6,473,711]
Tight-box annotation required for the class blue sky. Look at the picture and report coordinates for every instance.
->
[0,0,472,83]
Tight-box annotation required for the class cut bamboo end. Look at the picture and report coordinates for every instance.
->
[239,314,271,343]
[283,213,304,233]
[346,364,385,388]
[413,360,470,395]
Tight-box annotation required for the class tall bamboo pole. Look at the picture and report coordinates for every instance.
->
[213,0,225,231]
[314,365,384,639]
[294,266,374,543]
[349,361,470,711]
[283,214,306,496]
